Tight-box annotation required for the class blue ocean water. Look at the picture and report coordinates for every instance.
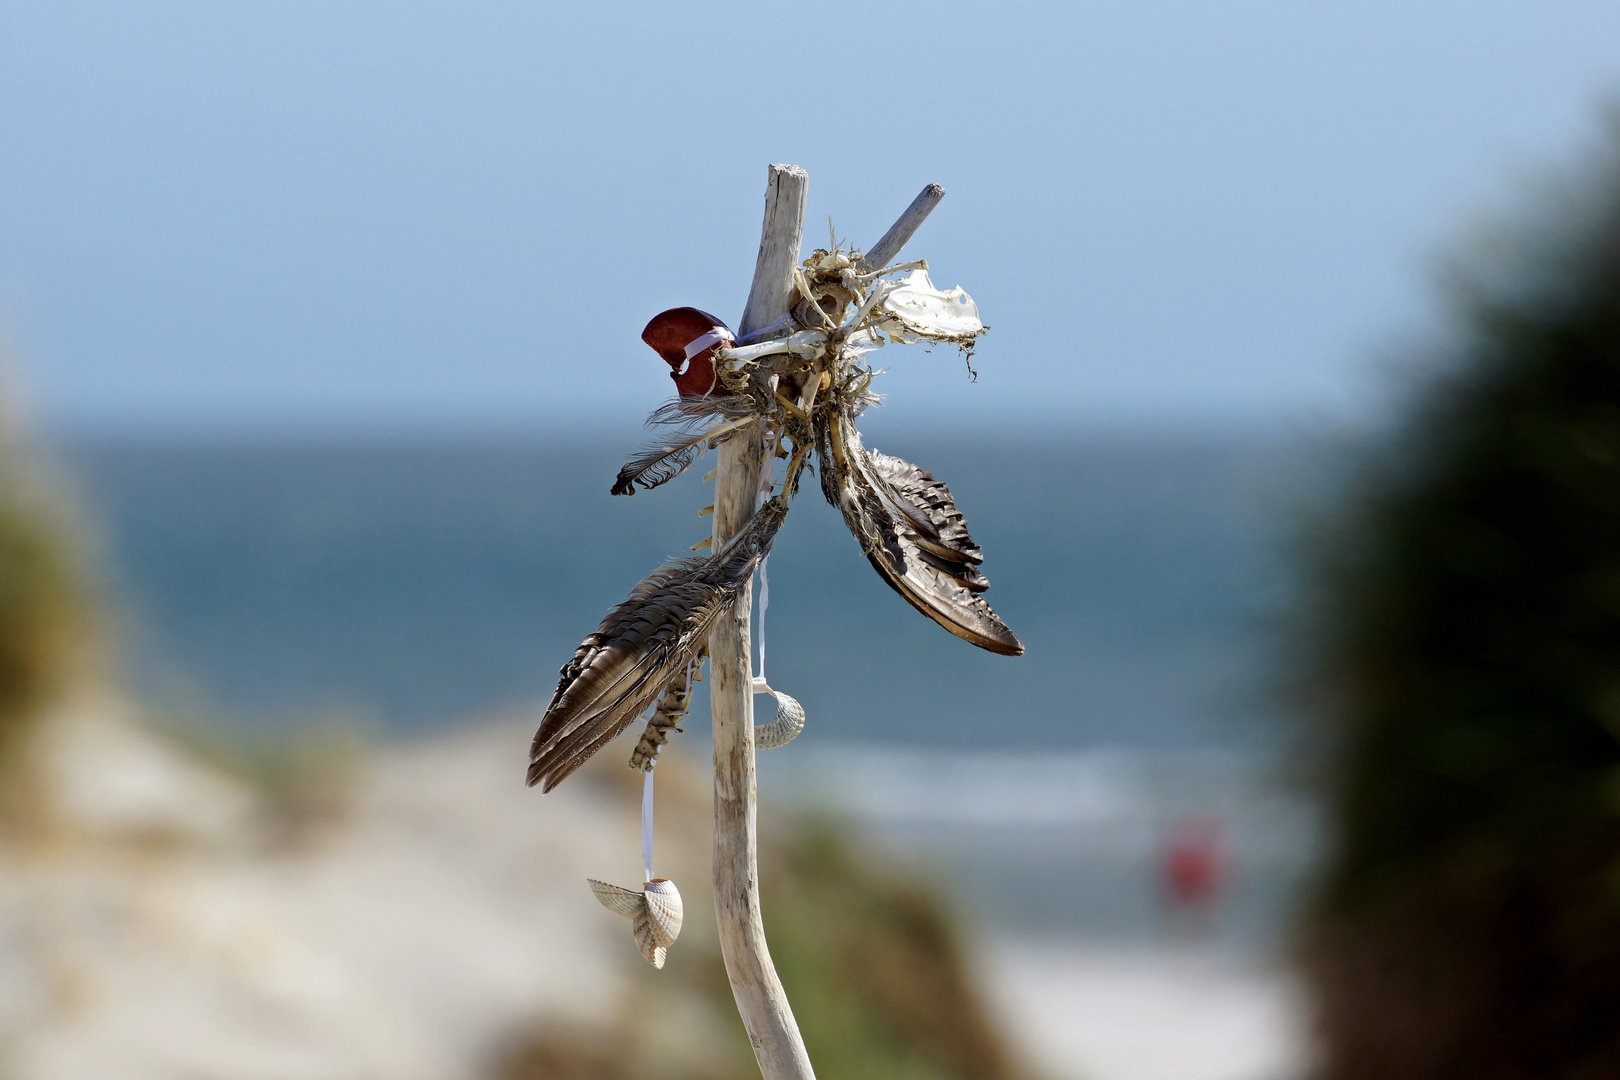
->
[60,434,1299,751]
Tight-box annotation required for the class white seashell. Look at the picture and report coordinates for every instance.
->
[587,876,684,969]
[754,688,805,750]
[642,878,683,946]
[588,879,644,918]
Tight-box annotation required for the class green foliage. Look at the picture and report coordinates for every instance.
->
[763,824,1020,1080]
[0,451,87,774]
[1299,126,1620,1079]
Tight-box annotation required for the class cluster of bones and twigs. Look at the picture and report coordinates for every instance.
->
[526,246,1023,793]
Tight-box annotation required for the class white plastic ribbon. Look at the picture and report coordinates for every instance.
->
[748,536,803,749]
[733,311,793,346]
[753,419,776,694]
[682,327,734,360]
[641,767,654,883]
[752,554,769,694]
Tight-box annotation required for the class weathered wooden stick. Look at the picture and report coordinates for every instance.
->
[862,182,945,270]
[710,163,815,1080]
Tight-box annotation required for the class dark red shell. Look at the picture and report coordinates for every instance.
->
[641,307,731,398]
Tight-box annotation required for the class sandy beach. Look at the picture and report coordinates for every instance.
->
[988,939,1307,1080]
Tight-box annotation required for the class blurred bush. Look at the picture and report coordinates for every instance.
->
[764,824,1021,1080]
[504,820,1023,1080]
[0,389,91,818]
[1297,119,1620,1078]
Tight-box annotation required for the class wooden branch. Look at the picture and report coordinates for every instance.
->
[862,183,945,271]
[740,167,810,337]
[710,164,815,1080]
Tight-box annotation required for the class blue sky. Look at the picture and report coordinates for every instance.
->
[2,1,1618,438]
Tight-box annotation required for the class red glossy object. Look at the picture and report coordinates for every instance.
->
[641,307,733,398]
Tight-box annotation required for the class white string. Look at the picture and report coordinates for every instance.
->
[753,555,769,693]
[639,656,696,883]
[753,420,778,696]
[641,768,654,883]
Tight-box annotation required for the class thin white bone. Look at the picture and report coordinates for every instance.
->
[792,266,838,330]
[718,331,828,365]
[851,259,928,285]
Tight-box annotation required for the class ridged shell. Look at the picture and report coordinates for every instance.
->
[588,878,643,918]
[641,878,683,947]
[587,876,683,969]
[755,688,805,750]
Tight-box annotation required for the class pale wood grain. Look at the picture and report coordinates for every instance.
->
[739,165,809,339]
[710,164,816,1080]
[862,183,944,271]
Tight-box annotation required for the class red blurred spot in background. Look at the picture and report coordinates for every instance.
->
[1163,814,1225,915]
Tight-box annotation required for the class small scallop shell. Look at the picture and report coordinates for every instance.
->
[641,878,684,947]
[588,879,642,918]
[587,876,684,969]
[755,688,805,750]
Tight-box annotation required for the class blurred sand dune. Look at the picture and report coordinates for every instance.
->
[0,696,734,1080]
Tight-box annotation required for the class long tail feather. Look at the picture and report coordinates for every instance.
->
[818,411,1023,656]
[528,497,788,791]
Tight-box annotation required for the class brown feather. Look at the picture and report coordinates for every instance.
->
[527,497,788,791]
[610,397,758,496]
[818,410,1023,656]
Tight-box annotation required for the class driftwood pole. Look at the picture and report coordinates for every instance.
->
[710,163,815,1080]
[861,182,945,272]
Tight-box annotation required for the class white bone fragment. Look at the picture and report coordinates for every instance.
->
[869,269,984,343]
[852,258,928,284]
[718,331,828,365]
